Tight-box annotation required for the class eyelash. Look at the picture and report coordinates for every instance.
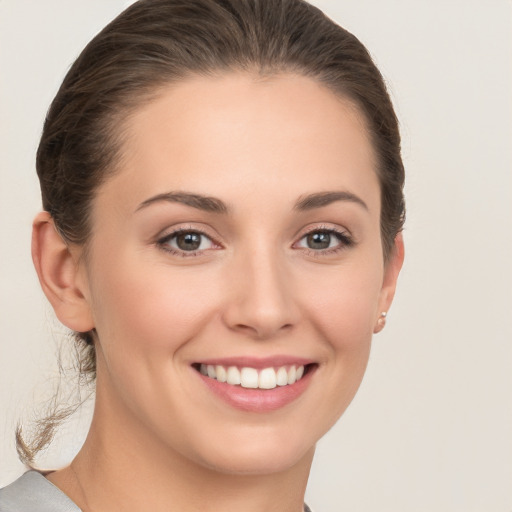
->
[294,226,354,257]
[156,227,220,257]
[156,225,354,258]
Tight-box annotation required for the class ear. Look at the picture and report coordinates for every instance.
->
[374,232,405,334]
[32,211,95,333]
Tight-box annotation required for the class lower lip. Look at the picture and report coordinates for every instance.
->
[195,367,315,413]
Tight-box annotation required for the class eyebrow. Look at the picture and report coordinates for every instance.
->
[135,189,368,215]
[294,191,368,211]
[136,192,228,214]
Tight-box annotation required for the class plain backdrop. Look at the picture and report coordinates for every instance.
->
[1,1,511,511]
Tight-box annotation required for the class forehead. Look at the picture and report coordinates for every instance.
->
[96,72,379,216]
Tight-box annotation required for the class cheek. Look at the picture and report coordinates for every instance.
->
[303,261,383,348]
[87,255,221,363]
[299,258,383,424]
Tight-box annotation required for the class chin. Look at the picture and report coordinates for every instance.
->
[189,429,317,476]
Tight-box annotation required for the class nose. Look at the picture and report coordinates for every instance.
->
[222,245,299,340]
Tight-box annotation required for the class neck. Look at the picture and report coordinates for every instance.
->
[48,376,314,512]
[64,428,313,512]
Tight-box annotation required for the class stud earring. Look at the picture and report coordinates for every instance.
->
[376,311,387,331]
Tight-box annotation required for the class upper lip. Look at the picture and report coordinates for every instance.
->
[192,355,315,369]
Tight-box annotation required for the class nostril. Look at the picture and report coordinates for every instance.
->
[231,321,295,340]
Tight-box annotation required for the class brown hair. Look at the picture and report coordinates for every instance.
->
[20,0,405,465]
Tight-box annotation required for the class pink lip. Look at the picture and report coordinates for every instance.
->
[193,361,317,413]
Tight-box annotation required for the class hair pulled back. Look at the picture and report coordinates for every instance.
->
[38,0,404,255]
[24,0,405,465]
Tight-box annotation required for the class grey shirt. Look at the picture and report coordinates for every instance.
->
[0,471,314,512]
[0,471,81,512]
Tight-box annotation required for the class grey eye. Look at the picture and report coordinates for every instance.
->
[163,231,215,253]
[296,228,352,252]
[175,232,203,251]
[306,231,332,249]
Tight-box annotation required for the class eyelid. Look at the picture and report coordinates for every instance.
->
[292,224,355,254]
[155,224,223,257]
[155,222,222,242]
[153,222,354,258]
[295,223,353,241]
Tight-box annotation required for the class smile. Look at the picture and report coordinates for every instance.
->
[198,364,306,389]
[192,359,316,412]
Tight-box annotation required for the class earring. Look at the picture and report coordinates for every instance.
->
[376,311,387,330]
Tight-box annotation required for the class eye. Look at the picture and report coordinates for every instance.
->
[295,228,353,253]
[157,229,217,255]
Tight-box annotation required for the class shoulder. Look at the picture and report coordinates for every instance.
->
[0,471,81,512]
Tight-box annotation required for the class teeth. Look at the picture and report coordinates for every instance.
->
[226,366,241,385]
[216,365,227,383]
[276,367,288,386]
[258,367,277,389]
[240,367,259,388]
[199,364,306,389]
[287,366,296,385]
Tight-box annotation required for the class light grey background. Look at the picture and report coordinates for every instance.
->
[1,1,511,510]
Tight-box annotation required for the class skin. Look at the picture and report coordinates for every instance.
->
[32,73,404,512]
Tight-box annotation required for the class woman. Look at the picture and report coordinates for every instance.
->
[0,0,404,510]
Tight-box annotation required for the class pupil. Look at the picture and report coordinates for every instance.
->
[307,232,330,249]
[177,232,201,251]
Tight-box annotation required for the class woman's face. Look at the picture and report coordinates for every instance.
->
[77,73,401,474]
